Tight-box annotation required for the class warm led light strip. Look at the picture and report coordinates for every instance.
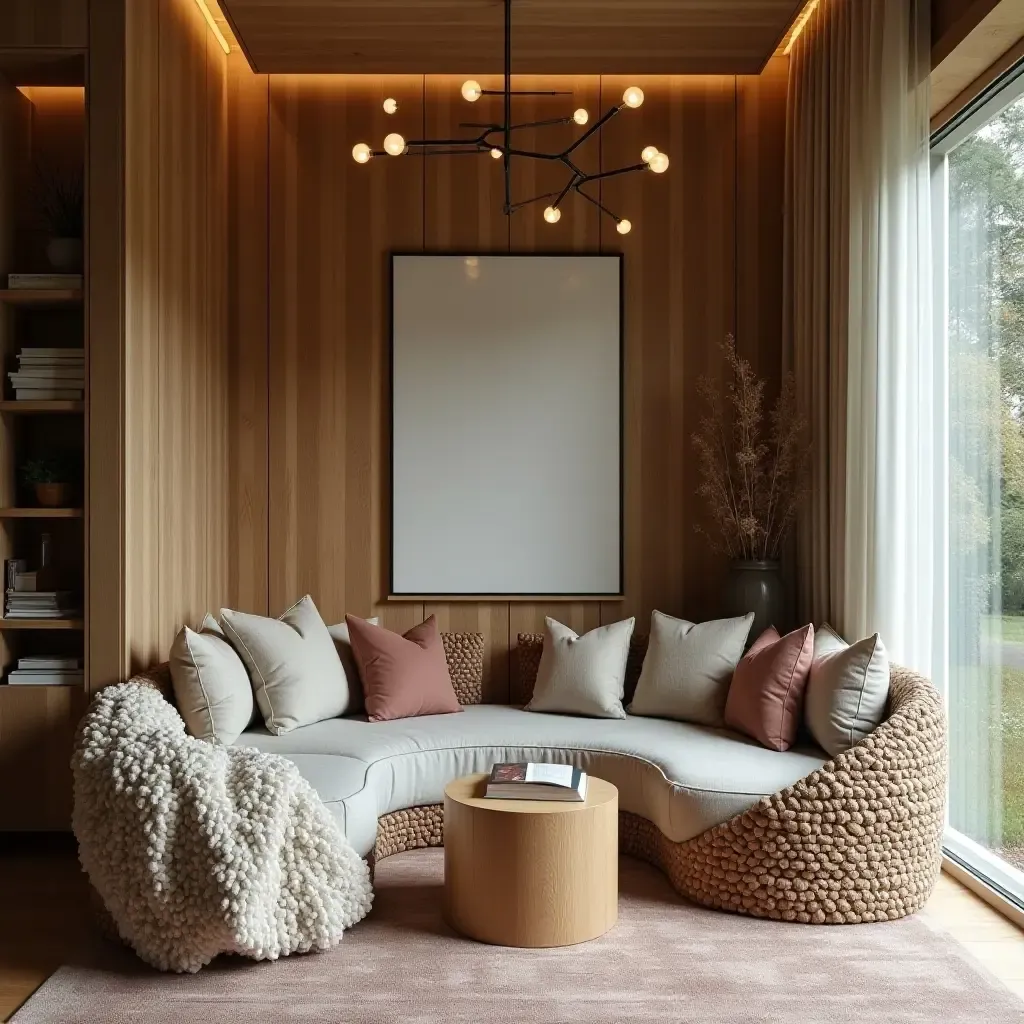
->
[193,0,230,54]
[784,0,821,55]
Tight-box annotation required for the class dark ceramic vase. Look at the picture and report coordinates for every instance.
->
[725,560,785,641]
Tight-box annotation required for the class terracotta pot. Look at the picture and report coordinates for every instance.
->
[35,482,69,507]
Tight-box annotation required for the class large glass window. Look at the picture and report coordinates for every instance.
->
[938,81,1024,901]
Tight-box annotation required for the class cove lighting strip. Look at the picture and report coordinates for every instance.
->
[193,0,231,54]
[784,0,821,55]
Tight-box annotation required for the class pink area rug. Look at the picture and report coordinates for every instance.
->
[13,849,1024,1023]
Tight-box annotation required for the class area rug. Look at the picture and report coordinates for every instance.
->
[13,850,1024,1023]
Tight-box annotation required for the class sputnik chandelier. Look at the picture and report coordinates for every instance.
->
[350,0,668,234]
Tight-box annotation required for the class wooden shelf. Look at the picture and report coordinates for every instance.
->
[0,619,83,630]
[0,508,82,518]
[0,289,82,306]
[0,401,83,414]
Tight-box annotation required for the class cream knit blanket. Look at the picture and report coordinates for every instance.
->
[72,681,373,972]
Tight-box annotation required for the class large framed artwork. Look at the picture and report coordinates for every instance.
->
[390,253,623,598]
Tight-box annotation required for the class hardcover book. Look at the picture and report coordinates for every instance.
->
[485,761,588,801]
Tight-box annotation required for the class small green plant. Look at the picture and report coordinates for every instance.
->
[32,164,84,239]
[21,455,74,486]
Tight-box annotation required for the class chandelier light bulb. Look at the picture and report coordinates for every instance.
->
[641,145,659,164]
[616,218,632,235]
[461,80,483,102]
[490,147,503,160]
[622,86,645,109]
[383,97,398,114]
[543,205,562,224]
[383,133,406,156]
[648,151,670,173]
[351,142,372,164]
[573,108,589,125]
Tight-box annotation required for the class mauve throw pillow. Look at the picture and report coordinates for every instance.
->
[345,614,462,723]
[724,624,814,752]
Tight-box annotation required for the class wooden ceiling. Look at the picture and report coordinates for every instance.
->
[219,0,807,75]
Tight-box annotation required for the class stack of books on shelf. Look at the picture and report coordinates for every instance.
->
[5,590,81,620]
[4,558,80,621]
[7,656,82,686]
[7,272,82,290]
[8,347,84,401]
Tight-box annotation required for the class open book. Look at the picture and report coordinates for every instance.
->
[485,762,588,801]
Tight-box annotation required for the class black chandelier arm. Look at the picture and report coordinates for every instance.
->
[506,190,562,214]
[551,174,578,210]
[579,162,649,183]
[404,138,489,149]
[479,89,573,97]
[575,186,622,224]
[563,105,621,156]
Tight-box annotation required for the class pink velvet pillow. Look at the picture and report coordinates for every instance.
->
[345,614,462,723]
[723,624,814,751]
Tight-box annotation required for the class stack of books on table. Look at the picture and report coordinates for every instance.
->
[7,273,82,291]
[7,656,82,686]
[485,762,589,801]
[8,348,84,401]
[4,590,81,620]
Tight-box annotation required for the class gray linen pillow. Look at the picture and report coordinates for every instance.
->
[628,611,754,727]
[169,616,254,744]
[805,623,890,756]
[526,616,635,719]
[220,595,348,735]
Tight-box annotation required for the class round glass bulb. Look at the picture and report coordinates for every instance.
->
[573,108,589,125]
[352,142,372,164]
[383,97,398,115]
[616,218,632,235]
[543,205,561,224]
[641,145,659,164]
[648,151,670,173]
[383,133,406,157]
[622,86,645,109]
[461,80,483,102]
[490,147,503,160]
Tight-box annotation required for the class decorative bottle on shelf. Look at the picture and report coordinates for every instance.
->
[37,532,56,592]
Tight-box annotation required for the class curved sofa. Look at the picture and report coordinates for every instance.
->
[137,629,946,925]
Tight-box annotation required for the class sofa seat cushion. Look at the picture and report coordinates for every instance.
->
[236,705,827,858]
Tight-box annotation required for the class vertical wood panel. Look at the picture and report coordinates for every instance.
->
[600,76,737,633]
[227,54,269,613]
[0,0,87,48]
[267,75,423,630]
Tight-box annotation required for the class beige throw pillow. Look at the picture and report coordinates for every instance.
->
[805,623,890,756]
[327,615,379,715]
[170,616,254,744]
[628,611,754,727]
[220,595,348,735]
[526,617,635,719]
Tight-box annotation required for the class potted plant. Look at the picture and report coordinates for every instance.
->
[33,165,84,273]
[22,455,75,507]
[692,336,810,637]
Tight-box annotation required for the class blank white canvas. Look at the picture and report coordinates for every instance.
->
[391,254,621,595]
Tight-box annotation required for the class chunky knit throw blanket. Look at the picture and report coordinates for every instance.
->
[72,681,373,973]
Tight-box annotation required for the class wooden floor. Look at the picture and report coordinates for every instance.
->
[0,842,1022,1022]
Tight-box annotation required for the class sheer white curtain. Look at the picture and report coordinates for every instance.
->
[786,0,940,674]
[842,0,938,673]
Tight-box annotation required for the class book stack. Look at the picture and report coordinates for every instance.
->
[5,590,81,620]
[8,347,84,401]
[7,273,82,290]
[7,656,83,686]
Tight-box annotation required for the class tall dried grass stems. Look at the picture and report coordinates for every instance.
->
[692,336,810,561]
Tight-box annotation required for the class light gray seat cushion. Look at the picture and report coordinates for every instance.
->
[237,705,827,858]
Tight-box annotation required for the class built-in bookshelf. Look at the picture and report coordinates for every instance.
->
[0,61,87,828]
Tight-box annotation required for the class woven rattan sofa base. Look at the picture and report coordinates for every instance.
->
[371,667,946,924]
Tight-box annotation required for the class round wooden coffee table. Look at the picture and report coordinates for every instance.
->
[442,772,618,947]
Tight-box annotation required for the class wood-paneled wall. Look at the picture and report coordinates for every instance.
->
[122,0,230,675]
[228,61,789,703]
[0,0,86,49]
